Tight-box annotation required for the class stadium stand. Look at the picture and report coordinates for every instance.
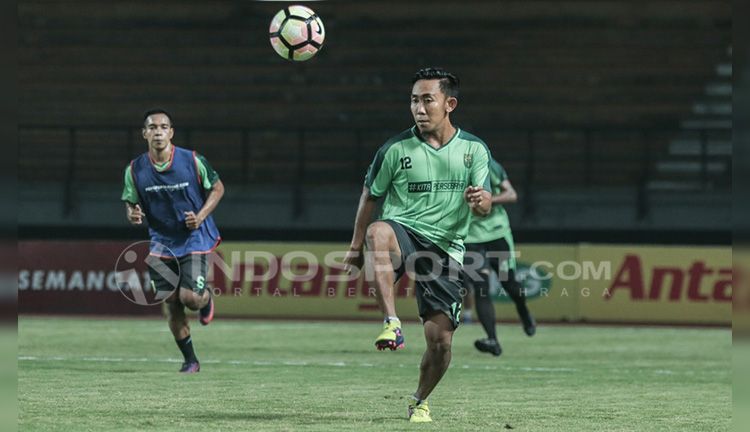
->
[18,0,731,233]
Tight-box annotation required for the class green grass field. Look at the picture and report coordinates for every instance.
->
[18,317,730,431]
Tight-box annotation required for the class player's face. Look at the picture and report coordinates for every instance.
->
[411,79,456,134]
[142,114,174,151]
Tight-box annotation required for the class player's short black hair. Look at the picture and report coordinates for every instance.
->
[142,108,173,127]
[412,67,459,98]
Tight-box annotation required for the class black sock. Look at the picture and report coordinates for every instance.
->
[176,335,198,363]
[474,272,497,340]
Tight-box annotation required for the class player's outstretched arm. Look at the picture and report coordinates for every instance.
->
[492,179,518,204]
[344,186,379,273]
[185,180,225,230]
[464,186,492,217]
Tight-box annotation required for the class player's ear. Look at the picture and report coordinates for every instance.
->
[141,128,148,139]
[168,127,174,139]
[445,96,458,113]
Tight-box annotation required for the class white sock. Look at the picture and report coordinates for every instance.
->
[385,316,400,324]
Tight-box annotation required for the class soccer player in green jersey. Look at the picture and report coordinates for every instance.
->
[464,158,536,357]
[344,68,492,423]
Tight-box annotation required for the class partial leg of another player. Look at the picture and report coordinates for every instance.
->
[500,268,536,336]
[408,312,455,423]
[497,236,536,335]
[461,282,475,324]
[473,269,502,356]
[365,221,405,351]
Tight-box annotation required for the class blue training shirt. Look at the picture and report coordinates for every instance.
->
[130,146,221,257]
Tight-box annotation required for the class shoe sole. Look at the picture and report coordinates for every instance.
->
[409,418,432,423]
[474,341,502,357]
[408,408,432,422]
[523,317,536,336]
[375,340,405,351]
[179,365,201,374]
[520,311,536,336]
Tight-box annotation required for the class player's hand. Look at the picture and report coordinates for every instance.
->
[127,204,144,225]
[343,246,364,275]
[184,211,204,230]
[464,186,485,208]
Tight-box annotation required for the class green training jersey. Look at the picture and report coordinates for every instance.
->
[121,148,219,204]
[364,126,492,264]
[465,158,512,244]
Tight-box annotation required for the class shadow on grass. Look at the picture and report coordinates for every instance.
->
[20,364,149,374]
[183,410,404,423]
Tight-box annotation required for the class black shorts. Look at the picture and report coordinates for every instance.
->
[147,254,208,296]
[465,234,516,275]
[383,220,463,329]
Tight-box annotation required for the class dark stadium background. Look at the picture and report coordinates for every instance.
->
[18,0,731,245]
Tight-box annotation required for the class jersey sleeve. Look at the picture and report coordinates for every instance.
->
[364,144,396,198]
[194,153,220,190]
[121,164,139,204]
[471,143,492,191]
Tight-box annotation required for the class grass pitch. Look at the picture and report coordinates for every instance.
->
[19,317,730,431]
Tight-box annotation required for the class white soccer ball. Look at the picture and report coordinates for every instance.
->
[269,5,325,61]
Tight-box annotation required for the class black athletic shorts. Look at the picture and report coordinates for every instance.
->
[148,253,209,296]
[465,234,516,275]
[383,220,463,329]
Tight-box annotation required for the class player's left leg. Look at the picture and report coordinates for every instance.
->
[409,312,455,423]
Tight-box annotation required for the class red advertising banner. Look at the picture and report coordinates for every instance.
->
[19,241,160,315]
[18,241,731,325]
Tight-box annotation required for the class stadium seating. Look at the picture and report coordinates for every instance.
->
[19,0,731,190]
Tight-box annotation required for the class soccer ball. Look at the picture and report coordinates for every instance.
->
[269,5,325,61]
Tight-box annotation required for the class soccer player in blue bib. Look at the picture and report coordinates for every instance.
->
[121,109,224,373]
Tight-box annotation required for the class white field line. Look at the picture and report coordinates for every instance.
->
[18,355,579,372]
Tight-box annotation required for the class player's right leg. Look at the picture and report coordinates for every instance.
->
[365,221,405,351]
[166,299,200,373]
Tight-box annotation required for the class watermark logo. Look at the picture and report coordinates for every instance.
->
[114,241,180,305]
[490,263,552,303]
